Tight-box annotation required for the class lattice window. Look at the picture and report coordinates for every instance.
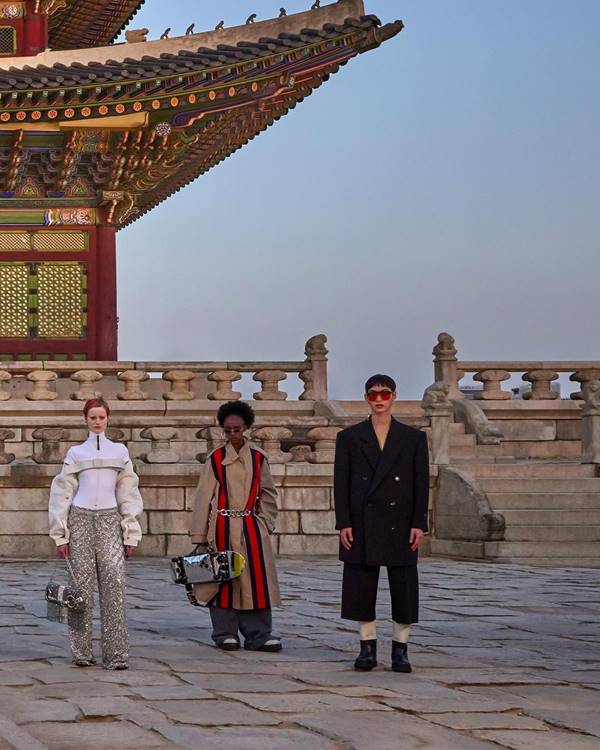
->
[0,27,16,55]
[0,263,29,337]
[32,231,88,252]
[37,262,86,338]
[0,232,31,251]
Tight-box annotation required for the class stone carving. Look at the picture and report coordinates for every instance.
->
[306,426,341,464]
[452,398,503,445]
[70,370,103,401]
[253,370,287,401]
[196,426,226,462]
[32,428,68,464]
[581,379,600,464]
[290,444,311,463]
[473,369,511,400]
[0,370,11,401]
[422,382,451,411]
[304,334,328,401]
[0,429,15,465]
[432,332,461,399]
[125,28,149,43]
[422,383,453,466]
[27,371,58,401]
[160,27,170,40]
[117,370,148,401]
[163,370,195,401]
[141,427,179,464]
[185,23,195,35]
[215,20,225,31]
[246,13,257,24]
[570,369,600,401]
[207,371,241,401]
[252,427,293,464]
[298,369,315,401]
[522,370,559,400]
[436,467,505,542]
[106,428,125,442]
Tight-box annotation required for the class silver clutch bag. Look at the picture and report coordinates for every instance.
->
[171,550,246,586]
[45,579,85,624]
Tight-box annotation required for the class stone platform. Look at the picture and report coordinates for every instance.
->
[0,558,598,749]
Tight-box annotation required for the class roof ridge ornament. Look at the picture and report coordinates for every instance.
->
[40,0,68,15]
[246,14,257,25]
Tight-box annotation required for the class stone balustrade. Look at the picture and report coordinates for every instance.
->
[433,332,600,401]
[0,335,328,403]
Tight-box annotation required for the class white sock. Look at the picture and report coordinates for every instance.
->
[393,622,411,644]
[358,620,377,641]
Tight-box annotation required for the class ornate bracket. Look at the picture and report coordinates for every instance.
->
[101,190,139,226]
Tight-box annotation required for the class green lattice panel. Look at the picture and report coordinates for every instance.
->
[37,262,86,338]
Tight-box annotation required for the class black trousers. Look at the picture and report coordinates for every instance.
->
[209,606,273,649]
[341,563,419,623]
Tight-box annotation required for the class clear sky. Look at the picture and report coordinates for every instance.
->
[115,1,600,399]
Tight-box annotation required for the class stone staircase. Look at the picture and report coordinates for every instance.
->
[432,423,600,567]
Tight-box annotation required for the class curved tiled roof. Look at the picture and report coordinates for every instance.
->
[48,0,146,51]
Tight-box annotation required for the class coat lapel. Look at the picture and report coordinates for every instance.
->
[368,419,407,497]
[358,420,381,472]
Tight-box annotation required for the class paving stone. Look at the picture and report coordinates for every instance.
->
[425,712,549,730]
[26,720,182,749]
[146,699,282,726]
[474,729,600,749]
[155,724,341,750]
[219,691,393,712]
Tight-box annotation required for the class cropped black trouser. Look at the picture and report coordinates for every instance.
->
[341,562,419,624]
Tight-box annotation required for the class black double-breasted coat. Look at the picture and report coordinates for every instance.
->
[334,418,429,567]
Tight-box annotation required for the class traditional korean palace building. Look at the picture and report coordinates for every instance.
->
[0,0,401,361]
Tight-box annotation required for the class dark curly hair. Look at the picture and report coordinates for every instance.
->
[217,400,256,428]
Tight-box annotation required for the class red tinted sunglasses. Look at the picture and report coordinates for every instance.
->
[366,389,394,402]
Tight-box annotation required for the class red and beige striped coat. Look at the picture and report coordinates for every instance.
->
[189,441,280,610]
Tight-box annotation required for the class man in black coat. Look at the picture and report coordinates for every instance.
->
[334,374,429,673]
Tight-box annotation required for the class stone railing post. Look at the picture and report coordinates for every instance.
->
[117,370,148,400]
[522,370,559,400]
[421,383,453,466]
[433,332,461,399]
[580,379,600,464]
[27,371,58,401]
[196,426,226,461]
[290,444,311,463]
[207,370,241,401]
[0,371,11,400]
[303,334,328,401]
[252,426,293,463]
[163,369,195,400]
[70,370,103,401]
[473,369,511,400]
[32,428,68,464]
[570,369,600,401]
[253,371,287,401]
[307,426,341,464]
[0,428,15,464]
[140,427,179,463]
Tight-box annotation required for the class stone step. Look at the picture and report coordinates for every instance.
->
[449,422,466,434]
[429,540,600,566]
[484,557,600,568]
[503,525,600,542]
[449,433,477,447]
[478,477,600,493]
[484,540,600,558]
[449,445,477,459]
[488,492,600,510]
[501,509,600,525]
[467,462,597,478]
[495,440,581,461]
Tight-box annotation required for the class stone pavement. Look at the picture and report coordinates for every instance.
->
[0,558,598,750]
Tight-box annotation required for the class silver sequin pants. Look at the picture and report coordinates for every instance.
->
[67,506,128,669]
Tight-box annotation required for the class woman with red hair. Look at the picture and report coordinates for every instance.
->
[48,398,143,670]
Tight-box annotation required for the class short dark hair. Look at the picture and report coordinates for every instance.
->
[365,374,396,393]
[217,400,256,428]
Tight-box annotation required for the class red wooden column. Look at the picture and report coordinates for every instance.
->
[95,225,118,360]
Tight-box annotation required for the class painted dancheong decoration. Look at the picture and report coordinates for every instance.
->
[0,1,402,360]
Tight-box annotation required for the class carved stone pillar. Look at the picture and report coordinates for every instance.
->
[117,370,149,400]
[570,369,600,401]
[163,370,195,400]
[70,370,103,401]
[140,427,179,463]
[298,369,315,401]
[253,370,287,401]
[473,370,511,400]
[581,380,600,464]
[307,426,341,464]
[252,427,293,463]
[0,429,16,464]
[0,371,11,401]
[32,428,68,464]
[421,383,452,465]
[304,334,328,401]
[207,371,241,401]
[196,426,226,461]
[27,371,58,400]
[433,332,461,399]
[522,370,559,400]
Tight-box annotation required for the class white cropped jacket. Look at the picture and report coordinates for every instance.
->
[48,432,144,547]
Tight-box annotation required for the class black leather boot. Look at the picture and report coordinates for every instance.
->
[391,641,412,673]
[354,639,377,671]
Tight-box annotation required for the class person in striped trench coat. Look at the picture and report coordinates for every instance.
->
[189,401,282,652]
